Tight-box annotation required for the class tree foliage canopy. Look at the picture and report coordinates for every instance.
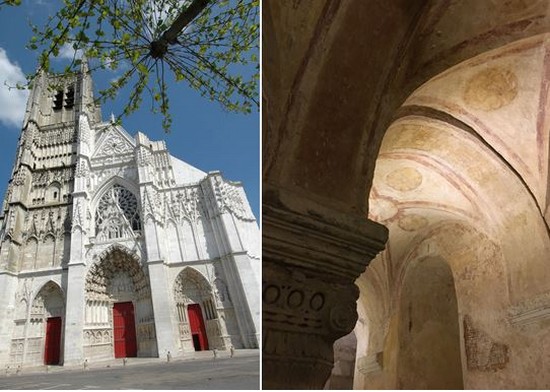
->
[7,0,259,131]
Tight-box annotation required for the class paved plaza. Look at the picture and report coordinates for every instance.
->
[0,350,259,390]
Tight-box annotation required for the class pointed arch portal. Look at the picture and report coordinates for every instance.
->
[174,268,222,352]
[34,281,65,366]
[84,246,156,360]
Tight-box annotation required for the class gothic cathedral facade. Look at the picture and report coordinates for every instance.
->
[0,61,260,367]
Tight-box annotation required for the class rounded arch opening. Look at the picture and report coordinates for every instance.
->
[396,256,463,389]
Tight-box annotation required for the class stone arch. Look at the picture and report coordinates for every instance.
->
[165,219,183,262]
[31,281,65,365]
[21,236,39,271]
[174,267,211,304]
[92,175,139,207]
[352,35,550,389]
[33,280,64,319]
[40,234,56,268]
[87,245,148,300]
[173,267,226,351]
[84,246,156,359]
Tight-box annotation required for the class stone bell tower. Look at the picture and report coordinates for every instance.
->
[0,59,100,365]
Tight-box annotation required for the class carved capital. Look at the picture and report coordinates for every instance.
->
[263,189,387,282]
[262,191,387,389]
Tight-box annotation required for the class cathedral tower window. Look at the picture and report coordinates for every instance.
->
[46,182,61,203]
[52,90,63,111]
[64,87,74,109]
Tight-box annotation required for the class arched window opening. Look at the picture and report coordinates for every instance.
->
[46,182,61,203]
[64,87,74,108]
[53,90,63,111]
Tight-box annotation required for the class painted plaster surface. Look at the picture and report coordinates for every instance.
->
[357,36,550,389]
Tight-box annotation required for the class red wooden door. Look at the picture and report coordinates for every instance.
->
[187,304,209,351]
[44,317,62,365]
[113,302,137,358]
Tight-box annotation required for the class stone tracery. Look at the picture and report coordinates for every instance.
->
[95,184,141,240]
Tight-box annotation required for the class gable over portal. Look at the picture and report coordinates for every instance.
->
[92,125,136,160]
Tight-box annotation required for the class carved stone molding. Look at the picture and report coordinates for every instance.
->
[262,192,387,389]
[508,292,550,327]
[510,307,550,326]
[263,192,387,282]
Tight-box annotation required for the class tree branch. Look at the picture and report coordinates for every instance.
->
[149,0,211,59]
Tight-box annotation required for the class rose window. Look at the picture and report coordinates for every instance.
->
[95,185,141,238]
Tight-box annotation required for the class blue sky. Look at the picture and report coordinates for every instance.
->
[0,2,260,221]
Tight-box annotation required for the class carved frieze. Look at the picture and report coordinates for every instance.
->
[137,146,151,167]
[36,126,76,147]
[86,245,150,301]
[168,187,203,223]
[216,178,255,221]
[75,160,89,179]
[84,329,112,346]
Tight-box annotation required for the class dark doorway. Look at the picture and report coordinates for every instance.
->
[44,317,62,365]
[187,304,209,351]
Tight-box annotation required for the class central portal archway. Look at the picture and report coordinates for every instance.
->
[84,246,157,360]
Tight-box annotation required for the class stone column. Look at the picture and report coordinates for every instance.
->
[0,272,17,365]
[262,191,387,390]
[63,262,86,365]
[147,259,178,358]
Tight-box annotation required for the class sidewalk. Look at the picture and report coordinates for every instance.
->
[1,349,258,378]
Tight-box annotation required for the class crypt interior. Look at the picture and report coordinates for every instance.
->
[262,0,550,389]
